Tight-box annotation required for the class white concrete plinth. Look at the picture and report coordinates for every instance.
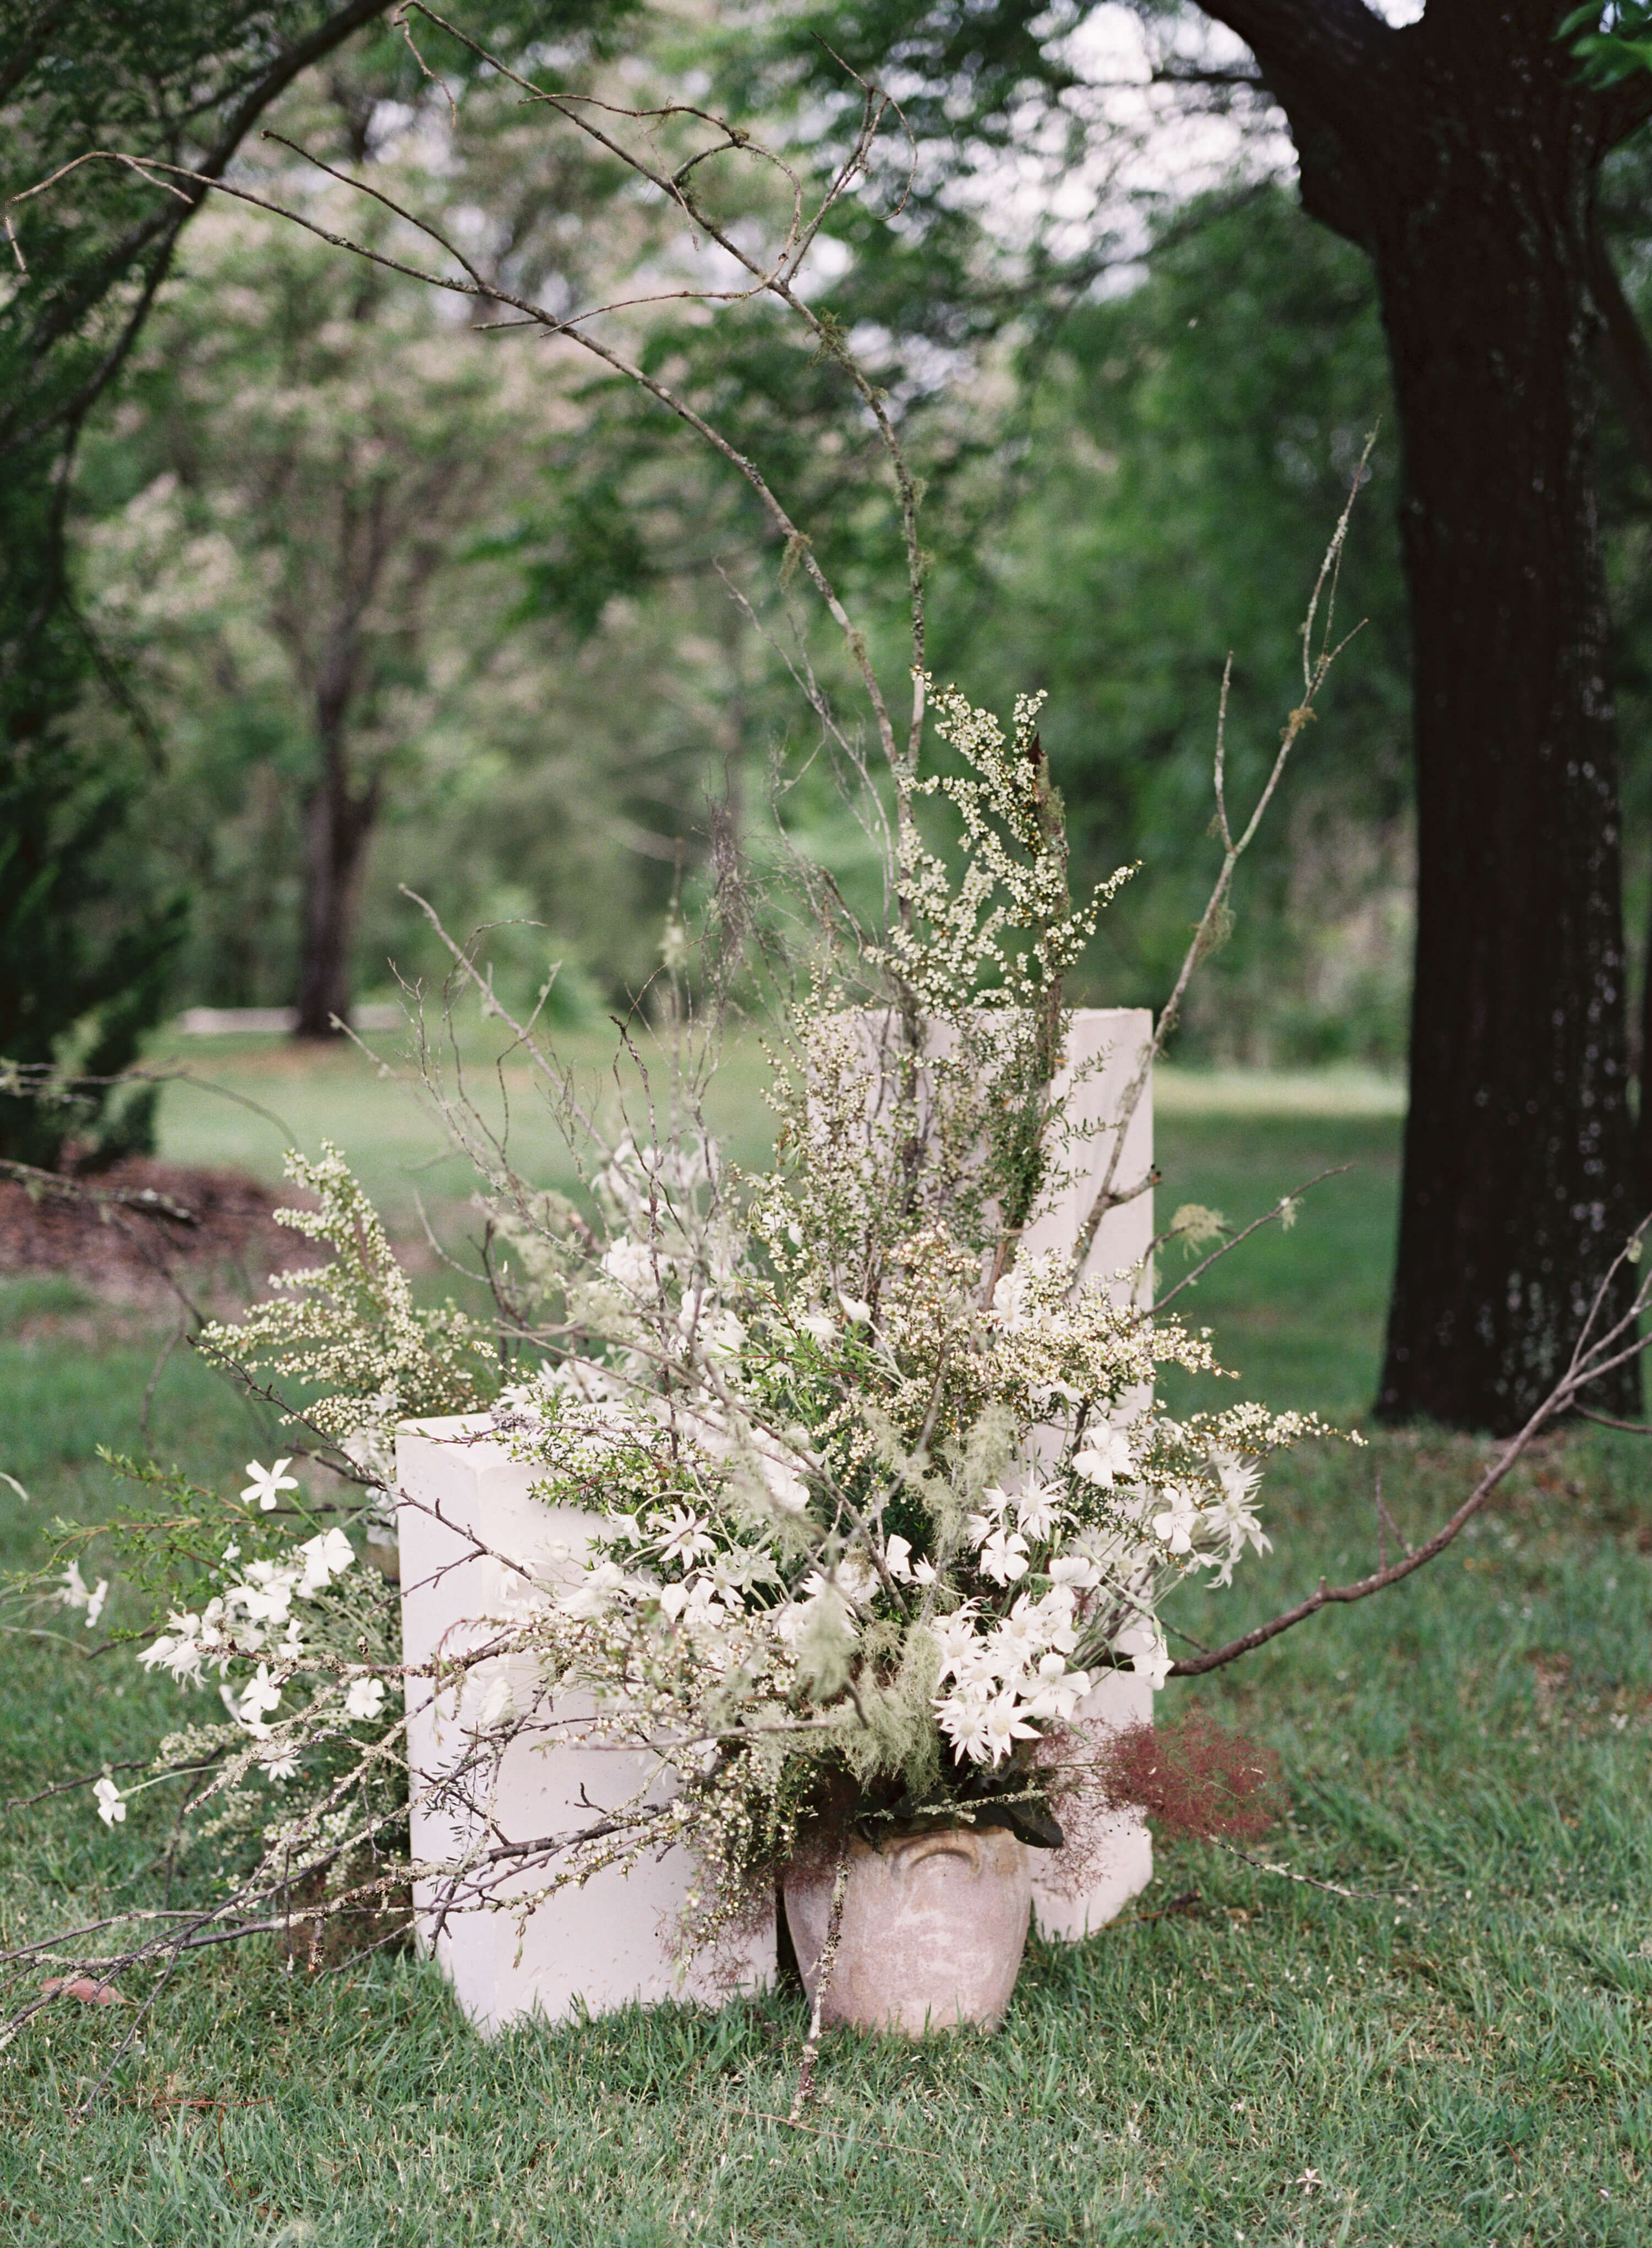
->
[397,1417,773,2033]
[1023,1010,1157,1936]
[1021,1010,1154,1301]
[1030,1668,1156,1939]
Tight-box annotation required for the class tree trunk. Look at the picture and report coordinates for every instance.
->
[294,727,378,1040]
[1201,0,1651,1431]
[1367,43,1639,1429]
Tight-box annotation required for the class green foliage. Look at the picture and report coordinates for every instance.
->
[199,1141,498,1459]
[0,0,646,1096]
[0,727,186,1166]
[0,2,387,1159]
[936,187,1410,1063]
[1562,2,1652,85]
[468,170,1414,1063]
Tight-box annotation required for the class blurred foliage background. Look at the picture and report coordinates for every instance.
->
[21,3,1652,1070]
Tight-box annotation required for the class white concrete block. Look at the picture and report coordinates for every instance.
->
[396,1417,773,2033]
[1022,1010,1157,1936]
[1030,1667,1156,1940]
[1021,1008,1155,1301]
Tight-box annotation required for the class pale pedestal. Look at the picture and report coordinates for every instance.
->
[396,1008,1157,2025]
[1020,1009,1157,1938]
[1020,1009,1154,1299]
[396,1416,773,2033]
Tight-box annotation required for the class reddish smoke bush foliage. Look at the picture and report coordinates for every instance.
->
[1088,1714,1284,1844]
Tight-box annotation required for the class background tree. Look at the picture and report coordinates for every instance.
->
[754,0,1652,1432]
[0,1,396,1160]
[94,199,536,1036]
[1188,0,1652,1432]
[0,0,634,1132]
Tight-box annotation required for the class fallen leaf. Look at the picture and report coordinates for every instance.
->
[41,1977,125,2006]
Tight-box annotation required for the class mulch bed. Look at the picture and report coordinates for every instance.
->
[0,1158,318,1308]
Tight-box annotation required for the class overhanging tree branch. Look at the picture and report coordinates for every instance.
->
[2,0,393,459]
[1170,1222,1652,1676]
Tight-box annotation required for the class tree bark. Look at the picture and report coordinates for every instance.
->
[1201,0,1651,1430]
[294,708,380,1040]
[1378,179,1637,1426]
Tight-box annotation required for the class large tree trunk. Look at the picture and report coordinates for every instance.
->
[294,725,379,1040]
[1371,56,1639,1427]
[1202,0,1651,1431]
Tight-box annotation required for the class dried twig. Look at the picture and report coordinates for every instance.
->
[0,1157,196,1225]
[1169,1220,1652,1676]
[787,1840,850,2126]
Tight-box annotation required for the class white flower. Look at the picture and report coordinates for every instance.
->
[1122,1623,1174,1690]
[57,1560,108,1623]
[229,1559,298,1627]
[496,1377,549,1418]
[757,1454,810,1516]
[1071,1425,1135,1489]
[261,1749,299,1782]
[910,1556,939,1587]
[659,1577,729,1629]
[1150,1486,1202,1555]
[838,1554,880,1606]
[555,1356,623,1406]
[1015,1478,1066,1542]
[600,1237,656,1294]
[1048,1553,1102,1592]
[340,1423,396,1486]
[344,1676,387,1722]
[977,1527,1031,1586]
[237,1665,282,1727]
[1020,1651,1091,1721]
[980,1692,1040,1765]
[972,1486,1014,1531]
[93,1776,125,1827]
[800,1553,878,1608]
[1212,1449,1261,1508]
[930,1606,984,1683]
[242,1457,299,1512]
[476,1666,515,1728]
[703,1310,746,1363]
[1202,1452,1270,1582]
[770,1598,812,1648]
[559,1559,626,1621]
[140,1608,210,1687]
[297,1527,355,1598]
[657,1507,715,1568]
[936,1682,994,1760]
[838,1292,872,1327]
[884,1534,913,1582]
[990,1596,1051,1671]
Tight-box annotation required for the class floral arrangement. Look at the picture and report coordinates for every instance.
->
[32,670,1322,1969]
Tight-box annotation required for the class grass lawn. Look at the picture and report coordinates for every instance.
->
[3,1070,1651,2245]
